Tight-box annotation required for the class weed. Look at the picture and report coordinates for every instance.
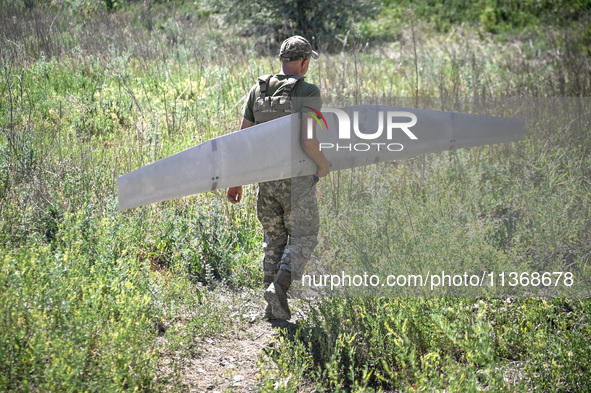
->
[0,1,589,391]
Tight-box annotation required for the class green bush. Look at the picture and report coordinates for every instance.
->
[261,297,591,391]
[0,212,161,391]
[203,0,381,51]
[378,0,591,34]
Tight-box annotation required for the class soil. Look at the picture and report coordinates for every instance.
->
[157,286,307,393]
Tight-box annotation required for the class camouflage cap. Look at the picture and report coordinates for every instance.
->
[279,36,319,62]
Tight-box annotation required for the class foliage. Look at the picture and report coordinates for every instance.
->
[0,210,160,391]
[261,297,591,391]
[0,0,590,391]
[203,0,381,52]
[376,0,591,34]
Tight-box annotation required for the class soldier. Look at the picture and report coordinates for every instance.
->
[226,36,330,321]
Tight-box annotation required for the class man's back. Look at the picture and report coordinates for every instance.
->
[226,35,330,322]
[243,74,321,124]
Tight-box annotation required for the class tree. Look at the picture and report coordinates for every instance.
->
[206,0,381,52]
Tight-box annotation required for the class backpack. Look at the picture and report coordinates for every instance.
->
[253,74,304,124]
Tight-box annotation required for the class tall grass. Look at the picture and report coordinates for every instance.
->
[0,1,589,391]
[265,11,590,393]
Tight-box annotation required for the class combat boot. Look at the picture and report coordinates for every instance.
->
[264,303,277,320]
[264,270,292,320]
[263,272,277,287]
[263,271,279,320]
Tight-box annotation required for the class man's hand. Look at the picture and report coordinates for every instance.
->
[316,161,332,178]
[227,186,243,204]
[225,119,253,205]
[301,113,331,179]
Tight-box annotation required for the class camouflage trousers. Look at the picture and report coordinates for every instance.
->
[257,175,319,283]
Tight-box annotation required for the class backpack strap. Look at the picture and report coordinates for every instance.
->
[281,75,305,97]
[257,74,273,100]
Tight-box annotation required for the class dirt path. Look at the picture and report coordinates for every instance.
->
[183,320,272,392]
[160,287,304,392]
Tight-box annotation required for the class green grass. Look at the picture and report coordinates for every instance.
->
[0,1,590,391]
[260,297,591,392]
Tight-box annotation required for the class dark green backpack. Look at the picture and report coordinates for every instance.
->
[253,74,304,124]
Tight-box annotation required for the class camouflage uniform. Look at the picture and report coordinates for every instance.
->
[258,174,319,283]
